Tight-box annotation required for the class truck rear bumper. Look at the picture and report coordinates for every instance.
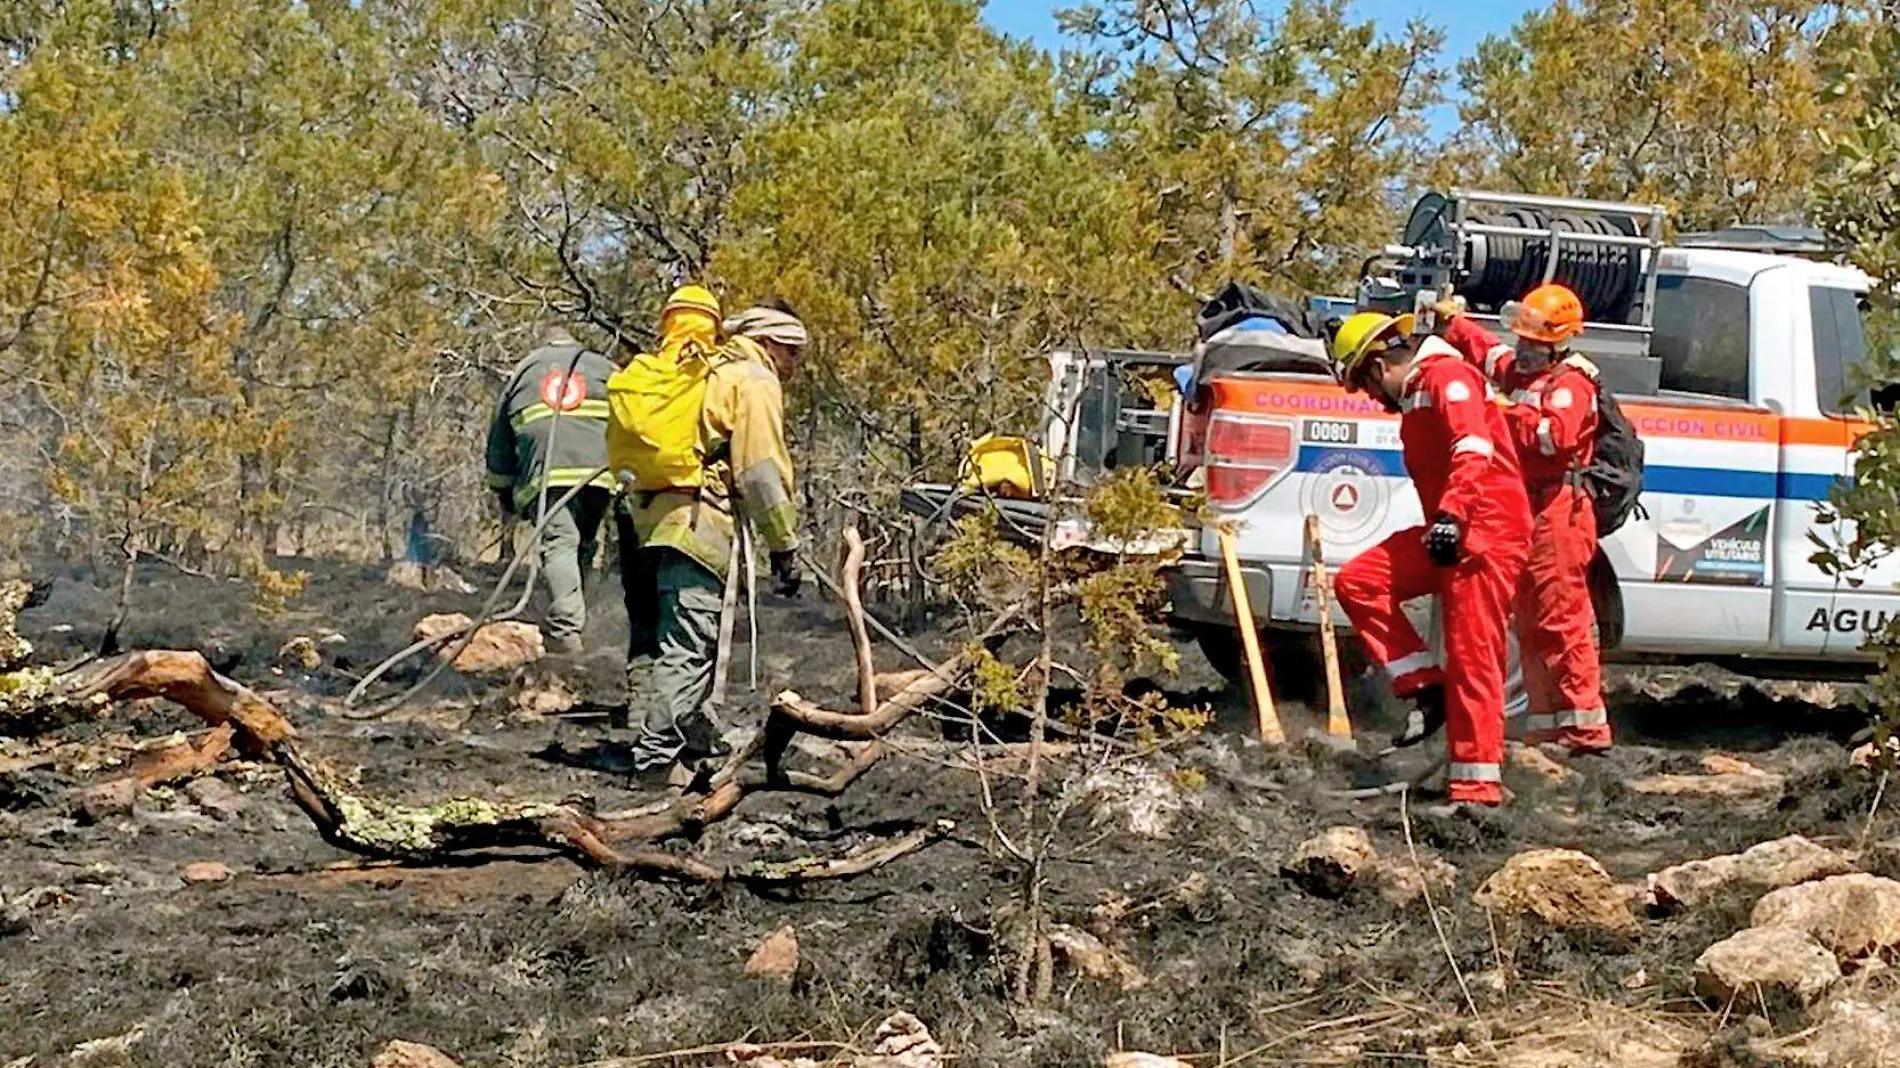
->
[1169,556,1275,627]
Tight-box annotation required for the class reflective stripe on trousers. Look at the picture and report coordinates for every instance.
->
[1526,708,1608,732]
[1335,522,1522,805]
[1388,650,1441,680]
[1450,761,1502,783]
[1516,485,1609,748]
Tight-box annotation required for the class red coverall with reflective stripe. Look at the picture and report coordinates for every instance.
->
[1443,317,1611,751]
[1334,336,1534,803]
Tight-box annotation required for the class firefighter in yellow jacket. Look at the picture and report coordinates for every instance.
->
[610,293,805,777]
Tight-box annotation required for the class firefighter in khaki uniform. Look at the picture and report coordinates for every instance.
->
[484,326,618,657]
[610,294,805,779]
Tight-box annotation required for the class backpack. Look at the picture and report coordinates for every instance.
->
[1196,281,1327,342]
[606,341,722,493]
[1571,363,1647,536]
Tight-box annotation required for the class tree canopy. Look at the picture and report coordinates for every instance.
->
[0,0,1882,614]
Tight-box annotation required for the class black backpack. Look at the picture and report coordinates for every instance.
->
[1196,281,1327,341]
[1577,373,1647,536]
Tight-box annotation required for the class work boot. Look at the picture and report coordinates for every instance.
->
[1419,799,1504,824]
[1551,737,1613,759]
[623,758,679,791]
[677,711,731,763]
[1388,686,1447,750]
[547,633,585,659]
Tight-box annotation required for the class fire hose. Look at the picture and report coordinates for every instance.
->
[346,345,595,715]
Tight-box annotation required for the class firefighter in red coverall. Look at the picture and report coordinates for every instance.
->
[1330,311,1534,807]
[1439,284,1613,753]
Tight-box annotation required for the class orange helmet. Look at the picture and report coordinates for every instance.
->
[1503,283,1585,345]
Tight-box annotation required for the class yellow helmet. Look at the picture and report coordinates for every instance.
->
[1329,311,1416,380]
[661,284,721,319]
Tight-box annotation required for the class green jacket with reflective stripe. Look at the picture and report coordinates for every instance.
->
[484,332,618,511]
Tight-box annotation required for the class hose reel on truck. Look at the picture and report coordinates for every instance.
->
[1363,190,1670,393]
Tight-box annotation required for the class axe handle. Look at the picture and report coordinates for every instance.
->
[1305,515,1352,740]
[1218,526,1283,746]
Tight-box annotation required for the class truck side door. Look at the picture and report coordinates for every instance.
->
[1800,282,1897,653]
[1751,268,1837,655]
[1613,272,1777,654]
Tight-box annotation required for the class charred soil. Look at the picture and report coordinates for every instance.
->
[1,563,1892,1067]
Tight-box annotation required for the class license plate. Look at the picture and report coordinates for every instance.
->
[1302,419,1358,445]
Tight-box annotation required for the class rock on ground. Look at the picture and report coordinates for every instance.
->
[728,1013,940,1068]
[1744,987,1900,1067]
[412,613,543,674]
[0,897,30,936]
[744,924,799,983]
[1048,924,1146,990]
[184,777,248,821]
[276,635,322,670]
[1104,1055,1193,1068]
[180,861,232,885]
[1630,753,1786,801]
[1083,763,1188,841]
[1376,854,1460,908]
[1694,926,1842,1007]
[370,1039,462,1068]
[1474,848,1639,936]
[71,777,137,825]
[1506,742,1576,784]
[386,562,477,595]
[511,678,576,718]
[866,1011,942,1068]
[1650,835,1858,911]
[1282,826,1378,899]
[1752,874,1900,962]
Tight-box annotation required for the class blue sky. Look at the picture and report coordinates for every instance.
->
[981,0,1542,88]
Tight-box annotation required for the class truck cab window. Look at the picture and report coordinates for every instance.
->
[1652,274,1751,400]
[1810,286,1874,415]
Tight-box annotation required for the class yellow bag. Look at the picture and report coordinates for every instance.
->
[958,435,1050,500]
[607,343,717,492]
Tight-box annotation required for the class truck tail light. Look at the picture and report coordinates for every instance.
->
[1205,412,1296,507]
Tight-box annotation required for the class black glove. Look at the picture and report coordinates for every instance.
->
[494,488,516,517]
[769,550,803,598]
[1425,513,1463,567]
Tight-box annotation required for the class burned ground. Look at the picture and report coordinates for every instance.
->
[1,562,1893,1067]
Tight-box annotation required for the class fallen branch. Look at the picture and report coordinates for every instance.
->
[123,724,235,788]
[67,723,235,814]
[774,663,974,740]
[1,665,114,737]
[758,526,1021,785]
[10,528,1007,885]
[45,647,947,886]
[840,526,878,717]
[59,651,294,754]
[732,820,952,885]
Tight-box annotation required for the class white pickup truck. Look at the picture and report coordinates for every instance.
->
[1046,191,1893,687]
